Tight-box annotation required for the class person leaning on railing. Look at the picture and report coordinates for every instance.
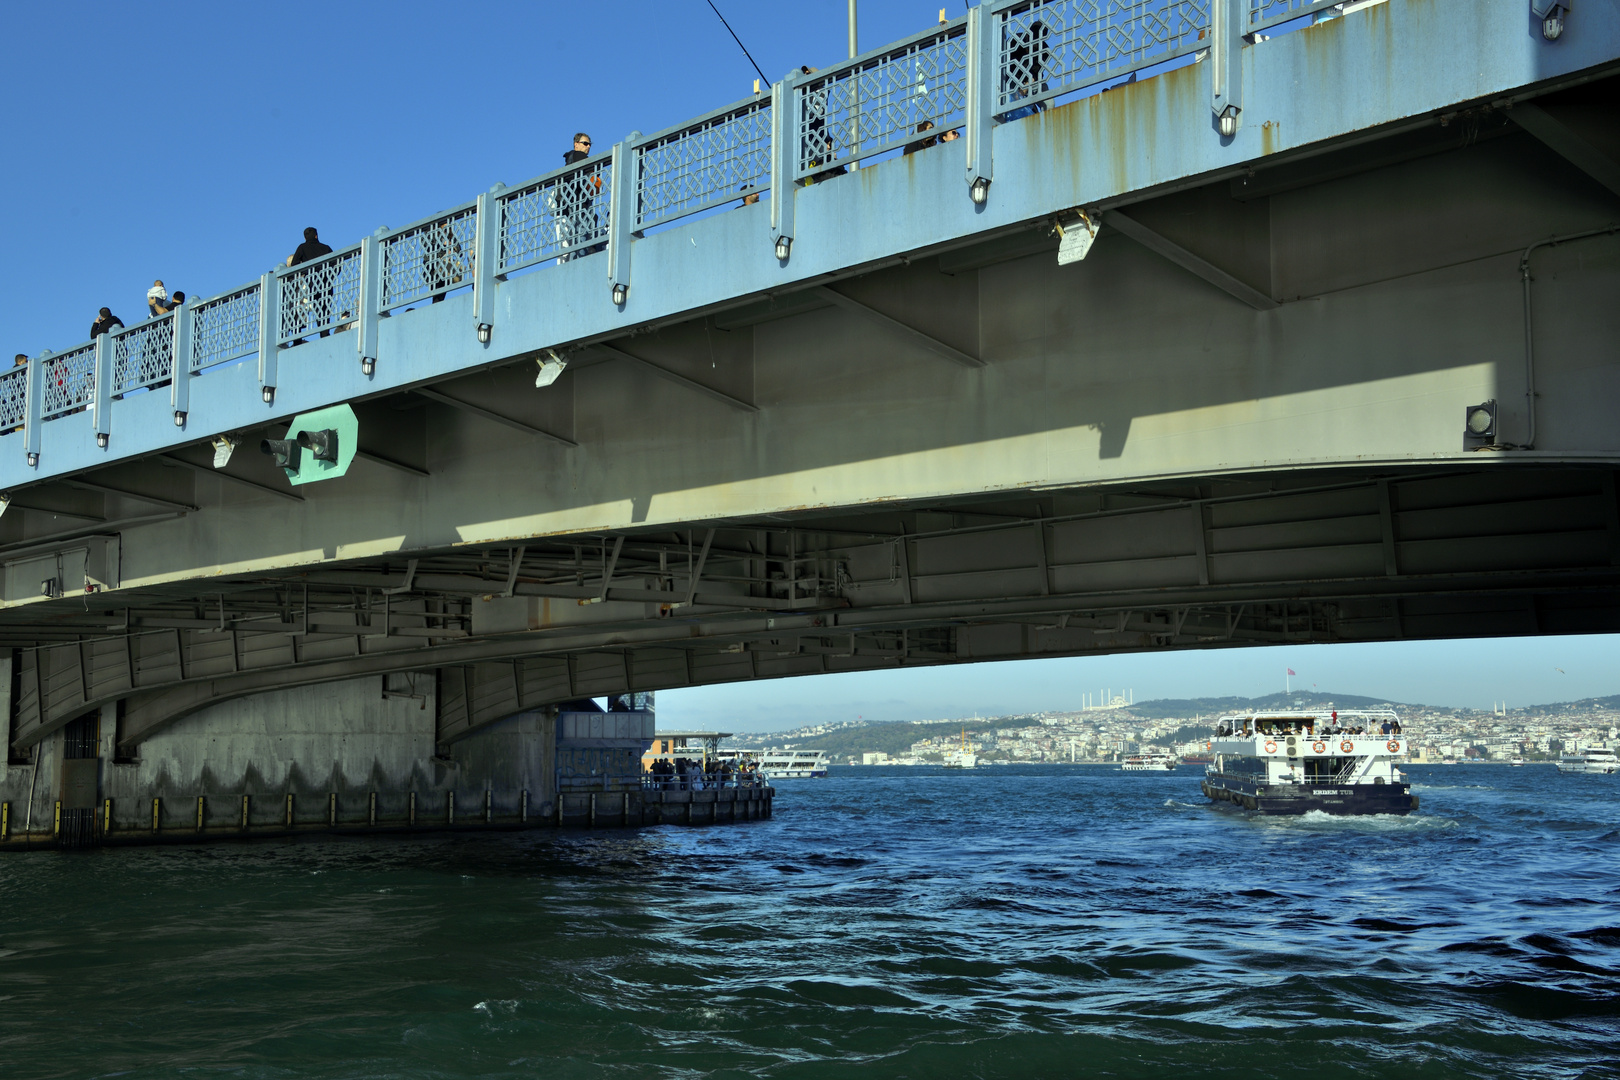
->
[558,133,606,261]
[286,227,335,341]
[90,307,124,341]
[151,290,187,316]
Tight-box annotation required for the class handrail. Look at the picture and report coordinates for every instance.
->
[6,0,1383,459]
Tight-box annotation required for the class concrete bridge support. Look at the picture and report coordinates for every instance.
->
[0,676,757,849]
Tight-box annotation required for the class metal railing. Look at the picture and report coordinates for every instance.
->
[794,18,970,178]
[9,0,1359,459]
[637,96,774,230]
[994,0,1212,116]
[498,157,613,275]
[190,284,261,372]
[381,204,478,312]
[41,344,97,421]
[112,314,175,395]
[277,244,364,346]
[1250,0,1344,33]
[0,367,25,432]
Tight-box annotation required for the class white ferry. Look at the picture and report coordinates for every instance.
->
[758,750,829,779]
[1557,747,1618,774]
[942,728,978,768]
[1201,710,1417,815]
[1122,753,1176,772]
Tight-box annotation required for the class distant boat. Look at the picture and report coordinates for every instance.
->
[1122,753,1176,772]
[1558,747,1617,774]
[943,727,978,769]
[1510,756,1525,766]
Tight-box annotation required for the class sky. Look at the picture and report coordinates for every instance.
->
[4,3,1617,732]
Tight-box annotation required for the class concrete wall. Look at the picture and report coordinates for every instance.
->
[0,673,556,844]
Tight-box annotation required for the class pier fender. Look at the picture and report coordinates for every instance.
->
[1242,795,1258,810]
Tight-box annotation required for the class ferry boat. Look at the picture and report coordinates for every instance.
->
[1510,756,1526,767]
[942,728,978,768]
[1122,753,1176,771]
[1557,747,1618,774]
[1201,710,1417,815]
[758,750,829,779]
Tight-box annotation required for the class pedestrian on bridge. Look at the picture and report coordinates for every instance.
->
[90,307,123,340]
[287,227,335,340]
[559,133,605,262]
[151,290,187,316]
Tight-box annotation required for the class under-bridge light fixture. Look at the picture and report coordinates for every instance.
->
[96,433,109,449]
[535,349,568,388]
[361,357,375,377]
[0,493,10,519]
[173,410,187,428]
[612,283,628,306]
[261,437,301,471]
[211,435,238,469]
[1218,105,1240,138]
[1539,3,1566,39]
[970,177,990,204]
[477,323,492,344]
[1464,400,1497,446]
[26,452,38,468]
[296,427,340,463]
[262,386,275,405]
[774,235,792,260]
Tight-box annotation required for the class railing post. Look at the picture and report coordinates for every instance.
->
[92,333,114,448]
[358,233,381,376]
[964,2,996,203]
[170,302,193,427]
[1211,0,1245,137]
[257,272,278,405]
[770,73,798,260]
[473,186,502,343]
[23,352,43,467]
[608,133,640,306]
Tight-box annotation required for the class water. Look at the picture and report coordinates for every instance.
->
[1,765,1617,1080]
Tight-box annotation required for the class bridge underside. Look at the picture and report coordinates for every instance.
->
[5,65,1620,756]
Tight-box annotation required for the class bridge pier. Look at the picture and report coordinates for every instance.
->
[0,677,759,850]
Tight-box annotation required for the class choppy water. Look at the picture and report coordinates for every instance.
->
[2,764,1618,1079]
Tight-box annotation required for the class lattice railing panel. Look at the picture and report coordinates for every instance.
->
[42,344,96,420]
[0,367,26,431]
[797,24,969,177]
[278,246,363,345]
[498,159,613,274]
[1249,0,1339,31]
[995,0,1211,113]
[382,206,478,311]
[113,317,175,394]
[637,100,773,230]
[191,285,260,371]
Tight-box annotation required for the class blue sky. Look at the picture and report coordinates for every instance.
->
[4,3,1616,732]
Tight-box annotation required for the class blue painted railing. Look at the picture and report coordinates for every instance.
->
[8,0,1350,468]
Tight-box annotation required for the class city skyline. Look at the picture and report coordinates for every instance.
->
[657,633,1620,733]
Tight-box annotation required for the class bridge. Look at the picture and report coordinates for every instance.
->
[1,0,1618,842]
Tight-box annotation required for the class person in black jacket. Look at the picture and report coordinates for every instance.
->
[559,133,605,261]
[287,227,336,339]
[90,307,123,339]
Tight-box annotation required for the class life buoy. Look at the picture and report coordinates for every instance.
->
[1312,741,1326,754]
[1340,740,1354,753]
[1264,740,1278,754]
[1387,740,1400,753]
[1207,741,1213,751]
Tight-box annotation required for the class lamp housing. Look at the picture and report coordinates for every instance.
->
[970,177,990,204]
[774,235,792,260]
[297,427,340,463]
[261,438,302,470]
[1464,400,1497,445]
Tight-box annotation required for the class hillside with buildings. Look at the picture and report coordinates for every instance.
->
[728,694,1620,765]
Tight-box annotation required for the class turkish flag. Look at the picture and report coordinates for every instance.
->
[1286,668,1296,676]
